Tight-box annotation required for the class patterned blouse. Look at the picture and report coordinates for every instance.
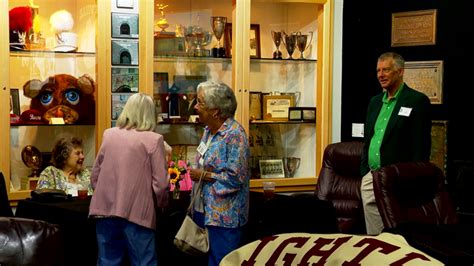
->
[37,166,93,196]
[196,118,250,228]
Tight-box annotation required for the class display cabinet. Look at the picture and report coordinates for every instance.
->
[145,0,334,192]
[1,0,109,201]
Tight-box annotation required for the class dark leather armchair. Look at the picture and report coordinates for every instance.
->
[0,217,64,265]
[371,162,474,264]
[372,161,457,229]
[315,141,366,234]
[0,172,14,217]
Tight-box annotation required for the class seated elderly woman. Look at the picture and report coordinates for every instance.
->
[37,136,92,196]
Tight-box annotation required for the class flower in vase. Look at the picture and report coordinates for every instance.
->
[168,158,190,199]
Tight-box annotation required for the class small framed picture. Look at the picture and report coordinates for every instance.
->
[288,107,316,122]
[10,88,20,115]
[263,95,295,121]
[112,67,139,92]
[259,159,285,179]
[111,13,139,38]
[223,23,261,58]
[111,40,139,66]
[116,0,134,8]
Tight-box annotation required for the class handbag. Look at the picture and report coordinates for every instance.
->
[173,171,209,256]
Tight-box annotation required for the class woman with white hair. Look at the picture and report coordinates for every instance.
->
[89,93,169,265]
[188,81,250,266]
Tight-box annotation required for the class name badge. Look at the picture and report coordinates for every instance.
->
[398,107,412,117]
[197,141,207,156]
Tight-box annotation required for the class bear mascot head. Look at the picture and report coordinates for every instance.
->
[22,73,96,124]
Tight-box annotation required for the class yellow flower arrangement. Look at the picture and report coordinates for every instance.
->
[168,158,188,199]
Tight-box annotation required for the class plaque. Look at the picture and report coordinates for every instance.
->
[249,92,262,120]
[111,40,139,66]
[404,60,443,104]
[111,13,139,39]
[392,9,437,47]
[263,95,295,121]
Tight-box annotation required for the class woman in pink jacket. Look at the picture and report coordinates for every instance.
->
[89,93,169,266]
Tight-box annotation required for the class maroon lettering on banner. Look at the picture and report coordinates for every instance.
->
[342,238,400,266]
[266,237,310,265]
[299,236,352,266]
[242,235,279,266]
[390,252,431,266]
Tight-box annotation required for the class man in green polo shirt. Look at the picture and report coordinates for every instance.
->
[360,52,431,235]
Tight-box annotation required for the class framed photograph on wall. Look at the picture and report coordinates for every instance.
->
[111,93,133,120]
[259,159,285,179]
[112,67,139,92]
[223,23,261,58]
[111,40,139,66]
[111,13,139,38]
[10,88,20,115]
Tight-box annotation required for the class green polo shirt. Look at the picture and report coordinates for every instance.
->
[368,84,404,170]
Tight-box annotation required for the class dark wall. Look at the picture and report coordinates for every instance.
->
[341,0,473,181]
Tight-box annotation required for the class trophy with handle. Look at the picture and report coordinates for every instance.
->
[296,31,313,60]
[210,16,227,58]
[283,157,301,178]
[271,31,283,59]
[281,31,297,59]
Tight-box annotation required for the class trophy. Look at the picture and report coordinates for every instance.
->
[283,157,301,178]
[156,4,169,32]
[210,16,227,58]
[21,145,43,178]
[185,25,212,57]
[296,31,313,60]
[271,31,283,59]
[281,32,297,59]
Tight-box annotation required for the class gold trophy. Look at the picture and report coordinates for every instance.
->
[156,4,169,32]
[210,16,227,58]
[21,145,42,189]
[271,31,283,59]
[296,31,313,60]
[282,32,297,60]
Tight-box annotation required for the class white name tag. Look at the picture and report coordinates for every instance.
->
[398,107,412,117]
[197,141,207,156]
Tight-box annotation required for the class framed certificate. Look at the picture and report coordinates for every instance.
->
[263,95,295,121]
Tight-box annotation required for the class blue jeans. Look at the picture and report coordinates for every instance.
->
[95,217,157,266]
[193,212,242,266]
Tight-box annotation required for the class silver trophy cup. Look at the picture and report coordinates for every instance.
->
[282,32,297,59]
[283,157,301,178]
[211,16,227,57]
[296,31,313,60]
[271,31,283,59]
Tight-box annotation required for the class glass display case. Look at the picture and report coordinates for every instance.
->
[149,0,334,191]
[1,0,104,200]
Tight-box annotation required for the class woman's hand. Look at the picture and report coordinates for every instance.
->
[189,168,214,183]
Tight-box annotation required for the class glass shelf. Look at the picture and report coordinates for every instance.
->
[10,50,96,58]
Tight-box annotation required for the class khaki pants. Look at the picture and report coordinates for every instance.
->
[361,171,384,235]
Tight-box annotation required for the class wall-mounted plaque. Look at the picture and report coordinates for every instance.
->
[112,67,139,92]
[112,13,139,38]
[112,40,139,66]
[404,60,443,104]
[392,9,437,47]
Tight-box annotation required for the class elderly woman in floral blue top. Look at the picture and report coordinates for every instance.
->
[188,81,250,266]
[37,136,92,196]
